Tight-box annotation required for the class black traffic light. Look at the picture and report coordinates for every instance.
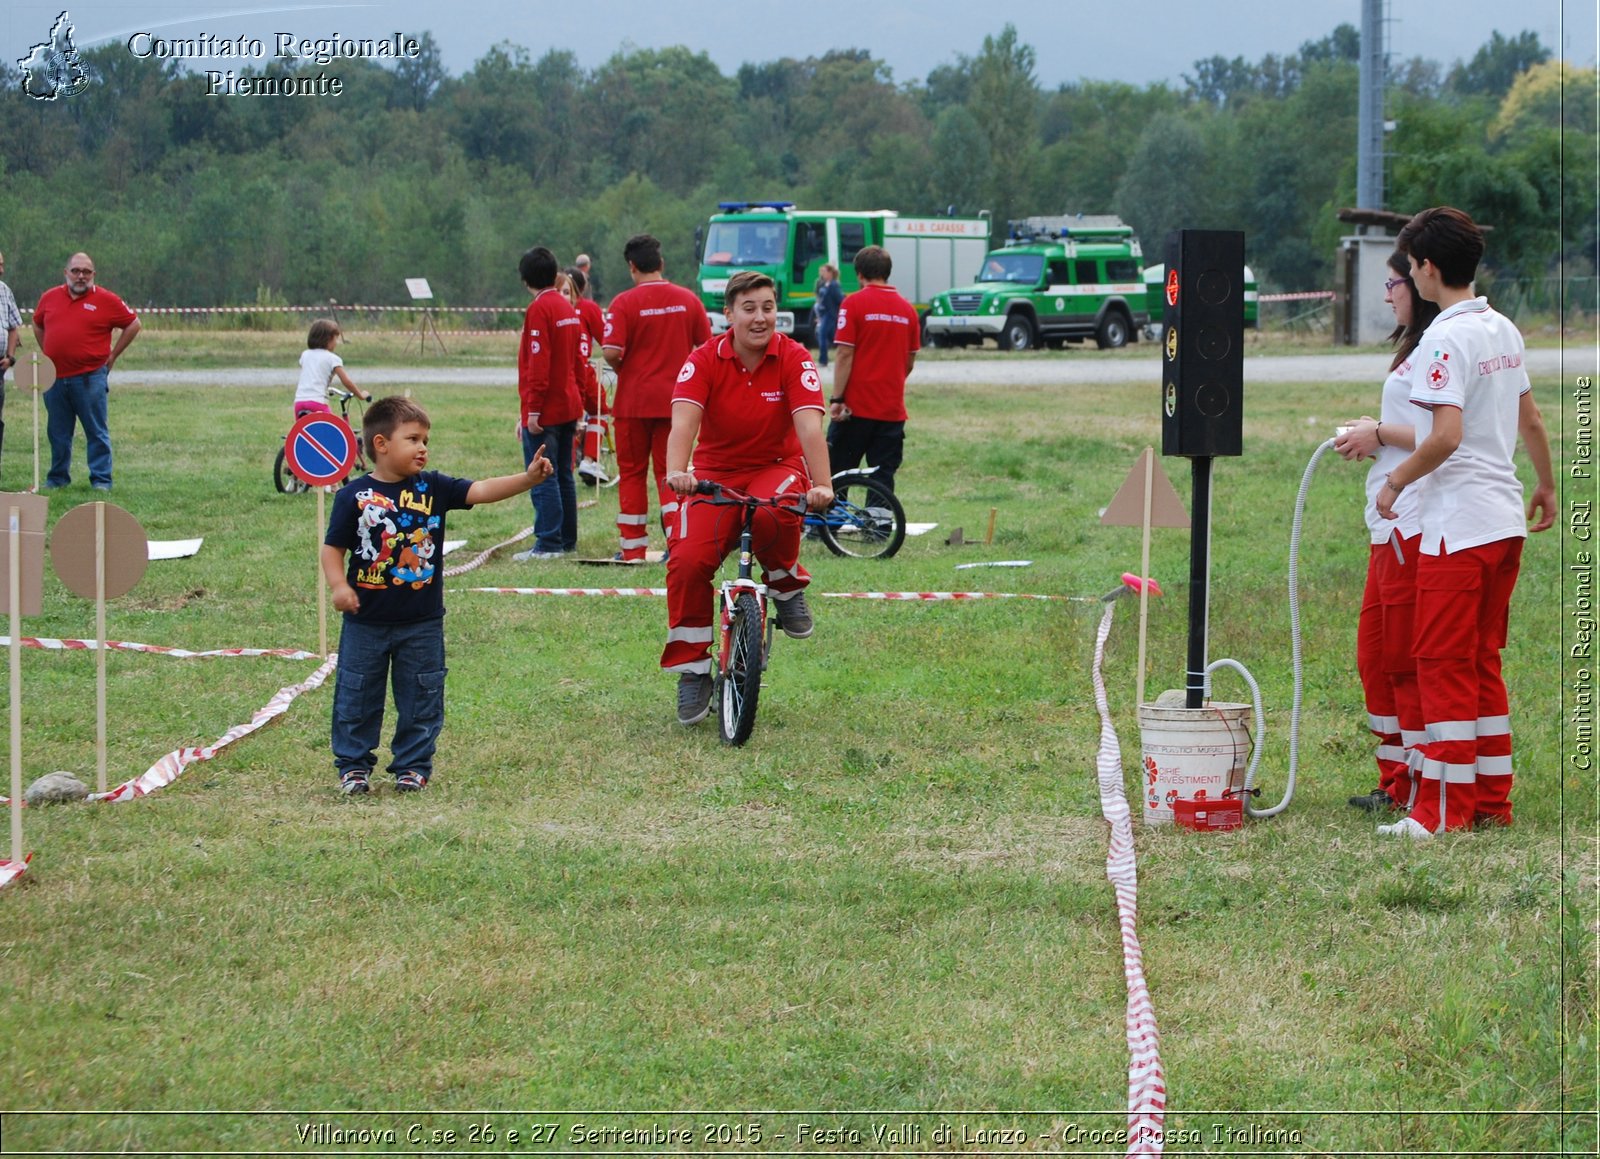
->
[1161,230,1245,458]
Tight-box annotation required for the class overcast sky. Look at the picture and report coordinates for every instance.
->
[4,0,1595,90]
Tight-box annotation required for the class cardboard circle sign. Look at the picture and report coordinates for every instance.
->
[50,502,149,599]
[285,412,358,487]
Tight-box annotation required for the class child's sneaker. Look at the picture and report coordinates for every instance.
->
[339,769,371,795]
[395,770,429,793]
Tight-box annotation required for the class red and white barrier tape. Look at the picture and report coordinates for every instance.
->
[87,656,338,804]
[441,527,535,578]
[1090,597,1167,1155]
[465,586,667,597]
[2,636,320,659]
[461,587,1089,602]
[0,854,33,890]
[22,304,519,316]
[822,590,1091,602]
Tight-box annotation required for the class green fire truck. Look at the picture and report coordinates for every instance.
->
[923,215,1153,351]
[696,202,991,342]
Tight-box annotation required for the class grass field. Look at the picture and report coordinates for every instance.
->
[0,348,1592,1155]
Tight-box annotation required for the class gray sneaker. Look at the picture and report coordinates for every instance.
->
[773,591,813,639]
[677,673,713,725]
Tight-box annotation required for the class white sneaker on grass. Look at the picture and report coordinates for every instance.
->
[1376,816,1434,839]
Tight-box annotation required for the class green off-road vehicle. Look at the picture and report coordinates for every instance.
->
[923,215,1150,351]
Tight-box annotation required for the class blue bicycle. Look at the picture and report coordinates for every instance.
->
[808,468,906,559]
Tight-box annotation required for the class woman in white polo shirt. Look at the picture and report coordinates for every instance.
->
[1374,207,1556,837]
[1335,251,1439,815]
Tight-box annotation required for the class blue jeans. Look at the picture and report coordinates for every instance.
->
[44,365,112,487]
[817,317,837,366]
[524,421,578,552]
[331,616,447,780]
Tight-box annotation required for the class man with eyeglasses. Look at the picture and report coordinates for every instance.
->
[0,253,22,481]
[31,252,141,490]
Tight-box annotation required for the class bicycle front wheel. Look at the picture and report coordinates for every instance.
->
[274,445,310,494]
[819,472,906,559]
[719,592,764,746]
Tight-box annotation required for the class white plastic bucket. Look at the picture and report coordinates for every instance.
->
[1138,701,1253,826]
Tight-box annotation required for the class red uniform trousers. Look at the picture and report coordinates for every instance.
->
[1409,536,1523,832]
[614,416,672,560]
[1356,532,1422,808]
[574,378,611,462]
[660,460,811,675]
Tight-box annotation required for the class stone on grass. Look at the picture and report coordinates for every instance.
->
[25,772,90,805]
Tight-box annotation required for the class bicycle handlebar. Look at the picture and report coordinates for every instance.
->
[693,480,810,515]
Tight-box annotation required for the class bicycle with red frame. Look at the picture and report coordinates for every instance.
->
[693,480,811,745]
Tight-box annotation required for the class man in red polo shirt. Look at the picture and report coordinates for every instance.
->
[511,246,583,560]
[828,245,919,493]
[661,271,834,725]
[32,252,141,490]
[602,234,711,561]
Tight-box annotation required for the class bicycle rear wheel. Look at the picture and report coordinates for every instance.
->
[274,445,310,494]
[819,472,906,559]
[718,592,764,745]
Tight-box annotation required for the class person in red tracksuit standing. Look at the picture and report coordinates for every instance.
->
[567,266,611,486]
[660,271,834,726]
[1374,207,1556,838]
[602,234,711,561]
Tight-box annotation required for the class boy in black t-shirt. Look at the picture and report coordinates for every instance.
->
[321,396,552,794]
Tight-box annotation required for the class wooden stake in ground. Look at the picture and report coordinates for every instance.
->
[985,507,997,545]
[10,505,23,862]
[96,502,105,791]
[26,354,56,494]
[3,494,47,867]
[49,502,148,794]
[31,361,39,493]
[317,487,327,657]
[1100,447,1189,708]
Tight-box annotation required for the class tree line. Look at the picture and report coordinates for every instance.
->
[0,24,1590,311]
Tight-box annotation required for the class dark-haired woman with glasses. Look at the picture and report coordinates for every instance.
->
[1332,252,1440,816]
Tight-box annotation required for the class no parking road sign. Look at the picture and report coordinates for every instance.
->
[285,412,358,487]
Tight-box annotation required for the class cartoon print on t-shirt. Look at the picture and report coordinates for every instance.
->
[354,489,399,580]
[391,521,439,588]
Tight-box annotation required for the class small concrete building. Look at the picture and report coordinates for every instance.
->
[1333,208,1414,347]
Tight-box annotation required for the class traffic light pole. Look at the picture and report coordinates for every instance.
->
[1186,456,1212,709]
[1160,229,1244,710]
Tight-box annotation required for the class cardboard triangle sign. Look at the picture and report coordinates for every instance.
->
[1101,447,1190,528]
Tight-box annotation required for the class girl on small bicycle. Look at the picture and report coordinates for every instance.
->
[294,318,371,418]
[660,271,834,726]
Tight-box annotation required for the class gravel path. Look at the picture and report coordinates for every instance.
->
[110,347,1573,389]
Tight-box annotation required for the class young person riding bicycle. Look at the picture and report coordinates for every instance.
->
[661,271,834,725]
[294,318,371,418]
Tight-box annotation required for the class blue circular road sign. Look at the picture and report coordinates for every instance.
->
[286,412,358,487]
